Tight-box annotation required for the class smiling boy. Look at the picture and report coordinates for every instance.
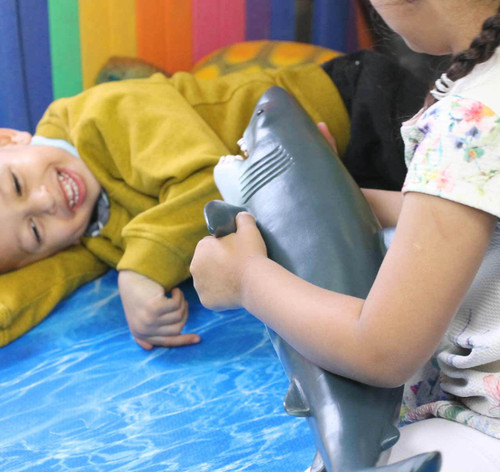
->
[0,134,101,272]
[0,65,350,348]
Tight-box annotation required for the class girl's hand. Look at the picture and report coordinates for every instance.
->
[190,212,267,311]
[118,270,200,349]
[317,122,338,154]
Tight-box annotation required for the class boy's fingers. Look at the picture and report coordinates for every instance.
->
[139,320,187,337]
[144,333,201,348]
[132,316,187,340]
[134,337,154,350]
[149,290,184,315]
[168,287,185,306]
[170,287,182,297]
[158,301,188,324]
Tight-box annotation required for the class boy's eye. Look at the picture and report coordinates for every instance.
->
[12,172,22,196]
[30,219,42,245]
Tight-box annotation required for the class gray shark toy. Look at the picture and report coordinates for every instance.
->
[203,86,441,472]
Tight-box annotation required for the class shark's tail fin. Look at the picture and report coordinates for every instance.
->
[310,451,441,472]
[371,452,442,472]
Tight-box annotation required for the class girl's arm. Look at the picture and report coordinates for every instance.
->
[318,122,403,228]
[191,192,496,387]
[361,188,403,228]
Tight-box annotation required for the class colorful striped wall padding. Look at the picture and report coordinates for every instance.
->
[0,0,373,132]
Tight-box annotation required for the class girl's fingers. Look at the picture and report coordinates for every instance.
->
[317,122,338,154]
[235,211,256,231]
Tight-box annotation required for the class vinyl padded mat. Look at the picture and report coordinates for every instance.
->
[0,271,314,471]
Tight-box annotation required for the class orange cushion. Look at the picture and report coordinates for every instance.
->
[192,40,342,79]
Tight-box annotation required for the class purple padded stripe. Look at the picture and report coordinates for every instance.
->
[245,0,271,40]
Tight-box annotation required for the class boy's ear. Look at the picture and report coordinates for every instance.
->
[0,128,32,147]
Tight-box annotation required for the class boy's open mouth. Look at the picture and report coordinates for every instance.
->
[57,169,85,211]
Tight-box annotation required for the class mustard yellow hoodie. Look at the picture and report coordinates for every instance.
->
[0,65,349,346]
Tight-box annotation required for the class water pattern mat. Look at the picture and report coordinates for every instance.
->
[0,271,314,471]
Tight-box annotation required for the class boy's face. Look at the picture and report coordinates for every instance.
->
[0,143,101,272]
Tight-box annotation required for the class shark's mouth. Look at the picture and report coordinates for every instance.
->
[237,137,249,157]
[239,144,294,204]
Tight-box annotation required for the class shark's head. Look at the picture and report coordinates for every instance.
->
[214,87,296,206]
[239,86,293,163]
[216,86,333,206]
[234,87,305,204]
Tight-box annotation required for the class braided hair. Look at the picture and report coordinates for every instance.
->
[427,4,500,105]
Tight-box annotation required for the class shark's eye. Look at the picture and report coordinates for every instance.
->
[256,109,264,116]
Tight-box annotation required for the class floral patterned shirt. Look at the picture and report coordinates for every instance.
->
[402,96,500,216]
[399,91,500,438]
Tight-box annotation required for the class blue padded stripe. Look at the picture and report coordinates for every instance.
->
[0,0,30,131]
[270,0,295,41]
[18,0,53,132]
[312,0,350,52]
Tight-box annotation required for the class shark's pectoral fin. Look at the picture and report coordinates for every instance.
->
[380,424,401,451]
[203,200,247,238]
[284,377,311,417]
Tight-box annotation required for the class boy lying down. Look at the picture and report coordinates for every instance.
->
[0,52,424,349]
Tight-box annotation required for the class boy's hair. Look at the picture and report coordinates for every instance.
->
[426,4,500,106]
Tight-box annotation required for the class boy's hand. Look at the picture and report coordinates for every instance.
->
[118,270,200,350]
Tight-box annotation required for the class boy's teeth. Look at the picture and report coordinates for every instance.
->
[57,171,79,209]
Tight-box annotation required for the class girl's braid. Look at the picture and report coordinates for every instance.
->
[427,6,500,105]
[447,5,500,81]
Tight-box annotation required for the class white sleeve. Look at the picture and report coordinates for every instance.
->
[403,95,500,219]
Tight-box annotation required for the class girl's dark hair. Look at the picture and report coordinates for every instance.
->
[427,4,500,106]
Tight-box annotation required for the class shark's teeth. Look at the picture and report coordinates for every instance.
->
[237,137,249,157]
[57,171,79,209]
[219,154,244,164]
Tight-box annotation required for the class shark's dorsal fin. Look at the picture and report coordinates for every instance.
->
[310,450,326,472]
[380,423,401,451]
[284,377,310,417]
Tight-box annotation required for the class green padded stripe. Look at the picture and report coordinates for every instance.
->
[47,0,83,99]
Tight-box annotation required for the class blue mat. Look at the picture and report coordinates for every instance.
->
[0,271,314,471]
